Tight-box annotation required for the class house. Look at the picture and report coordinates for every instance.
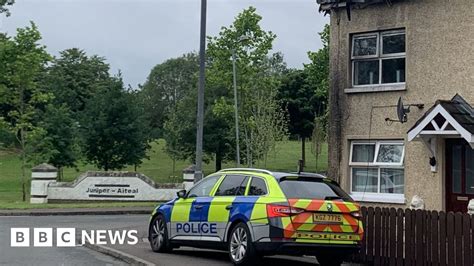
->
[318,0,474,212]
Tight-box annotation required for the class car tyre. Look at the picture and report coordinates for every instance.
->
[228,222,258,265]
[149,214,173,253]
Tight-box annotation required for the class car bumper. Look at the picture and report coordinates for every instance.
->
[254,239,360,256]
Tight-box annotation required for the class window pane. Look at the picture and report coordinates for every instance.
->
[215,175,248,196]
[376,144,404,163]
[354,60,379,85]
[279,178,351,201]
[353,36,377,56]
[248,178,267,196]
[452,145,462,193]
[466,147,474,194]
[382,58,405,83]
[352,144,375,163]
[380,168,404,194]
[382,33,405,54]
[188,175,220,198]
[352,168,378,193]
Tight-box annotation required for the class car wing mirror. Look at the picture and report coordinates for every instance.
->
[177,189,187,199]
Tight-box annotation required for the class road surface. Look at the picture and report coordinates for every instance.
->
[0,214,354,266]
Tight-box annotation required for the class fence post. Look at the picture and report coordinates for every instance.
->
[182,165,196,191]
[30,163,57,204]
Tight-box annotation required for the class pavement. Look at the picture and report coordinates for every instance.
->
[0,212,363,266]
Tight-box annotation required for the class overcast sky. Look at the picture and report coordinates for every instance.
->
[0,0,328,87]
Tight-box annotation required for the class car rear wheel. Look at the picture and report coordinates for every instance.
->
[149,214,172,253]
[228,222,257,265]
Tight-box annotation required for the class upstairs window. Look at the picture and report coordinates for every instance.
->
[352,30,406,87]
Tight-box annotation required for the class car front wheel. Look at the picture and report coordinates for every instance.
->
[149,214,172,253]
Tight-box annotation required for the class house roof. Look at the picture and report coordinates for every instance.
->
[317,0,397,11]
[407,94,474,145]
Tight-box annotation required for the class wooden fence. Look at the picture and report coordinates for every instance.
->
[352,207,474,266]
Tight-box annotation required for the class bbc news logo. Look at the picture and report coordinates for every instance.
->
[11,228,138,247]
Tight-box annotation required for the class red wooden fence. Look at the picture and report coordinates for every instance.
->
[352,207,474,266]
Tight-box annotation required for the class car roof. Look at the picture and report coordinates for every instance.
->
[216,168,327,181]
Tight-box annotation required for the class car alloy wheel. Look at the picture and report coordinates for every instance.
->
[149,214,172,252]
[151,216,165,249]
[230,227,248,262]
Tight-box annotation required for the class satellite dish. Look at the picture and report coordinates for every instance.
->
[397,97,409,123]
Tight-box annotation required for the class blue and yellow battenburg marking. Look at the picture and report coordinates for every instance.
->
[152,172,363,246]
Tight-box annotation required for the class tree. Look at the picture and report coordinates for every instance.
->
[277,69,317,167]
[304,24,329,117]
[29,104,79,180]
[141,53,198,138]
[163,89,235,172]
[0,22,51,201]
[81,77,151,171]
[0,0,14,17]
[43,48,110,115]
[206,6,288,167]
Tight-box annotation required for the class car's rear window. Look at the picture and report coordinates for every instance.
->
[279,177,353,201]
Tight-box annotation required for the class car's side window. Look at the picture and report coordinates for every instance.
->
[187,175,221,198]
[214,175,249,196]
[248,177,268,196]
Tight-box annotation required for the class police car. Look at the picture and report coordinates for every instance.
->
[148,168,363,266]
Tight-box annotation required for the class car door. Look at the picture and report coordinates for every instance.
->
[207,174,249,241]
[169,175,221,241]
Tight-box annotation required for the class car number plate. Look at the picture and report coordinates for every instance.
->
[313,213,343,224]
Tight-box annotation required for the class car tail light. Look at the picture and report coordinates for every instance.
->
[351,210,362,219]
[266,204,304,218]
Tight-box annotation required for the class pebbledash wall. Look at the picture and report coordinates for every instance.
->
[326,0,474,211]
[30,163,193,203]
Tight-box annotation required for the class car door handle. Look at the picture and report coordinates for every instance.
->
[194,205,203,209]
[226,205,233,210]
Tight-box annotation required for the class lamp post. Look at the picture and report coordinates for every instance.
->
[231,49,240,167]
[195,0,206,183]
[231,35,249,167]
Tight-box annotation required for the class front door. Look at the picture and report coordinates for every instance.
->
[446,139,474,212]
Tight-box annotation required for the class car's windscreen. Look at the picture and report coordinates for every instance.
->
[279,177,353,201]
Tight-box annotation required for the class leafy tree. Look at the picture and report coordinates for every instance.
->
[277,69,317,166]
[141,53,198,138]
[29,104,79,180]
[304,24,329,117]
[0,22,51,201]
[0,0,14,16]
[304,24,330,169]
[43,48,110,115]
[81,77,150,171]
[206,6,288,167]
[163,89,235,172]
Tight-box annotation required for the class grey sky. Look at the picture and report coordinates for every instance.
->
[0,0,328,87]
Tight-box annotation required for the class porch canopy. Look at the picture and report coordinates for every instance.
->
[408,94,474,149]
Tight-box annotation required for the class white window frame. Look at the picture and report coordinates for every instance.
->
[351,30,406,88]
[349,140,406,204]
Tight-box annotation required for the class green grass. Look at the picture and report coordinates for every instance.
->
[0,139,327,209]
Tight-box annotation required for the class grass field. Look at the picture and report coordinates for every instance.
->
[0,139,327,208]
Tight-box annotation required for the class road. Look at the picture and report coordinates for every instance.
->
[0,214,349,266]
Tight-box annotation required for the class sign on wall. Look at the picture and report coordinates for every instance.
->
[47,172,182,202]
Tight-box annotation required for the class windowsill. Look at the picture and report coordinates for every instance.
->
[345,84,406,94]
[350,193,406,204]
